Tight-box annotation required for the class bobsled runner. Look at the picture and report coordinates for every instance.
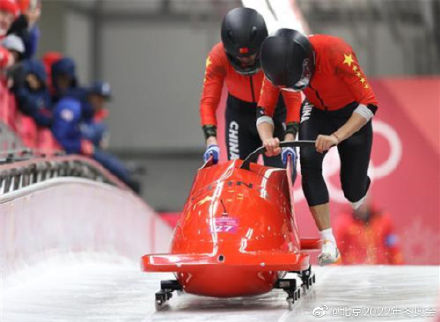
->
[142,141,320,309]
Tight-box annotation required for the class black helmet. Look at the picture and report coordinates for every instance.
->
[261,28,314,90]
[221,7,268,75]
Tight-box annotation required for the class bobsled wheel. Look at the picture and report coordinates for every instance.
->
[294,288,300,301]
[303,273,315,292]
[301,276,314,291]
[299,265,315,290]
[275,278,300,308]
[155,290,171,310]
[287,297,294,310]
[286,288,300,309]
[155,299,164,310]
[154,279,182,310]
[161,280,182,292]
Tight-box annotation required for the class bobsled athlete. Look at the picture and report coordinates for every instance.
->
[200,8,301,168]
[256,29,378,265]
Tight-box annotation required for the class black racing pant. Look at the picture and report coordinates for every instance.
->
[299,100,373,207]
[225,94,286,167]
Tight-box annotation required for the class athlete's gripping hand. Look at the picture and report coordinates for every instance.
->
[203,144,220,164]
[316,134,339,153]
[263,137,281,157]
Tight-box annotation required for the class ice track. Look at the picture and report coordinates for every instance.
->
[2,253,439,322]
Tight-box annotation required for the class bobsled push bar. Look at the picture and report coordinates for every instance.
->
[241,140,315,170]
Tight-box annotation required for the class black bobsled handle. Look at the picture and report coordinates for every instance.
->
[240,140,316,170]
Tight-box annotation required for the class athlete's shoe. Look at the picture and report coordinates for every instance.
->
[318,240,341,266]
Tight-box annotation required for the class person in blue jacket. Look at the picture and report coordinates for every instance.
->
[79,81,111,148]
[13,59,53,127]
[52,88,140,193]
[50,57,79,103]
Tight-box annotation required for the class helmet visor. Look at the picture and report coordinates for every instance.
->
[290,57,313,90]
[227,52,261,75]
[270,56,313,91]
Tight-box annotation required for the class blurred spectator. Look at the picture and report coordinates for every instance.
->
[334,199,404,265]
[0,0,19,39]
[52,91,140,193]
[2,33,24,62]
[50,57,79,103]
[0,0,19,70]
[80,81,111,149]
[3,33,25,89]
[7,0,41,59]
[12,59,52,127]
[42,51,62,94]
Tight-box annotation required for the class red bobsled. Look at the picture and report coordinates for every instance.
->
[142,141,320,308]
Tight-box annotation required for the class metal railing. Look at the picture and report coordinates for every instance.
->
[0,150,127,195]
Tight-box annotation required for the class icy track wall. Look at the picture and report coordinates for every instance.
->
[0,176,172,275]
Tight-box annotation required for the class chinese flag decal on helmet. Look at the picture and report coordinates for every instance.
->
[221,8,268,75]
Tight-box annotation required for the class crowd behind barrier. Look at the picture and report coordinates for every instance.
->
[0,79,60,152]
[0,0,140,192]
[0,2,171,277]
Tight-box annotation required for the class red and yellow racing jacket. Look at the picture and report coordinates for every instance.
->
[200,42,302,127]
[258,34,378,118]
